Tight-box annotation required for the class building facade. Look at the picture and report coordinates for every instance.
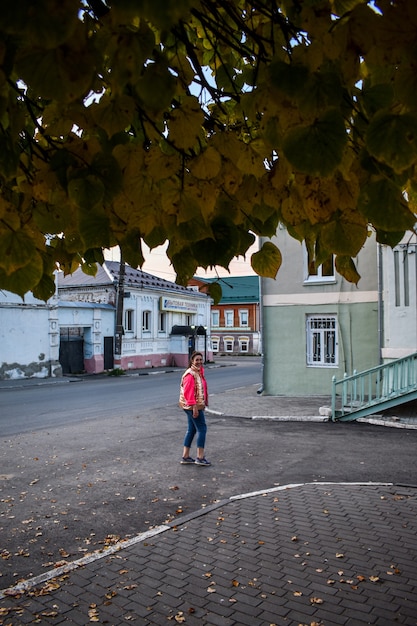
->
[189,275,261,356]
[381,235,417,361]
[261,228,380,396]
[58,261,212,372]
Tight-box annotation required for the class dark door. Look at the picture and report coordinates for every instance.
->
[104,336,114,370]
[59,339,84,374]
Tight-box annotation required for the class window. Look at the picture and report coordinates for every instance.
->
[394,247,410,307]
[125,309,134,332]
[239,337,249,353]
[158,312,166,332]
[211,310,220,327]
[142,310,151,332]
[225,310,234,327]
[306,315,338,366]
[239,310,248,327]
[211,337,219,352]
[304,244,335,283]
[224,336,234,352]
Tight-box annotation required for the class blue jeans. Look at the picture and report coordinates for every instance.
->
[183,409,207,449]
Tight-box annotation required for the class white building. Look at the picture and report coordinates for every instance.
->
[58,261,212,373]
[381,235,417,361]
[0,262,212,380]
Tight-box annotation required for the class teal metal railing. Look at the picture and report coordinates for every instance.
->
[331,352,417,421]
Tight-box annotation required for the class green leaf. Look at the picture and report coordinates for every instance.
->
[0,254,44,297]
[269,60,309,98]
[91,95,136,137]
[331,0,370,16]
[320,219,367,257]
[207,282,223,305]
[358,179,416,231]
[0,230,37,274]
[78,209,112,249]
[251,242,282,279]
[32,273,57,301]
[298,71,343,114]
[119,230,145,269]
[375,229,405,247]
[361,83,394,117]
[335,255,360,285]
[16,28,94,101]
[283,109,347,176]
[366,111,417,172]
[136,62,177,113]
[68,175,105,210]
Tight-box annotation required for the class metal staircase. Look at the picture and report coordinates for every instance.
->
[331,352,417,422]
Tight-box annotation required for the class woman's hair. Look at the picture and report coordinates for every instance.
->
[189,351,203,366]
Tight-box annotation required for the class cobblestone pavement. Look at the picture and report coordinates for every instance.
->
[1,483,416,625]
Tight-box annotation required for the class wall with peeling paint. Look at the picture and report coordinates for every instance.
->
[0,290,61,380]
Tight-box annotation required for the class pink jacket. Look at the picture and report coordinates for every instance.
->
[179,366,208,410]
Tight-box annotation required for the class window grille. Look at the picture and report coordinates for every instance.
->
[306,315,338,366]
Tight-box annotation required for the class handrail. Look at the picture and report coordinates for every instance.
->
[331,352,417,421]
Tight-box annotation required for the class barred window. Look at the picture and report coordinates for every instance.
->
[306,315,338,366]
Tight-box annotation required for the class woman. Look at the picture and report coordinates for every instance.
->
[178,351,211,466]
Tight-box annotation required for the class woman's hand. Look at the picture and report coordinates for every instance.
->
[192,405,199,418]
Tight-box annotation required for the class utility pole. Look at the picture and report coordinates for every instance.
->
[114,251,125,369]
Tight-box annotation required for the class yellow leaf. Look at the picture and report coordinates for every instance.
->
[169,96,204,150]
[91,94,136,136]
[251,242,282,279]
[190,147,222,180]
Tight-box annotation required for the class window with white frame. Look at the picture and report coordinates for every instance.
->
[211,337,219,352]
[306,315,338,366]
[225,310,234,327]
[239,310,248,327]
[158,312,166,332]
[239,336,249,352]
[394,247,411,307]
[211,310,220,327]
[224,336,234,352]
[125,309,134,332]
[142,310,151,332]
[303,243,335,283]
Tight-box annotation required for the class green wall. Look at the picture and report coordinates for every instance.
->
[262,302,379,396]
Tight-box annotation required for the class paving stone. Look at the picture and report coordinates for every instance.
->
[1,483,416,625]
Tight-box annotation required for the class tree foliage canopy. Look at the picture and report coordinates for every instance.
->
[1,0,417,300]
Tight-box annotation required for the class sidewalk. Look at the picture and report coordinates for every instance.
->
[1,482,416,625]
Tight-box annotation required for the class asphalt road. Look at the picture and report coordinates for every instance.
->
[1,360,417,591]
[0,358,260,436]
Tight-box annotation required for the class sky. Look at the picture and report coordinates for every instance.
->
[104,240,258,281]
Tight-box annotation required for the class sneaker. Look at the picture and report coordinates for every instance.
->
[180,456,195,464]
[195,458,211,466]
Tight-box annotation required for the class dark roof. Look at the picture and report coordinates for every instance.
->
[58,261,203,296]
[195,275,260,304]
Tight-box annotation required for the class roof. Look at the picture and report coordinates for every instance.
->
[58,261,203,296]
[195,275,260,304]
